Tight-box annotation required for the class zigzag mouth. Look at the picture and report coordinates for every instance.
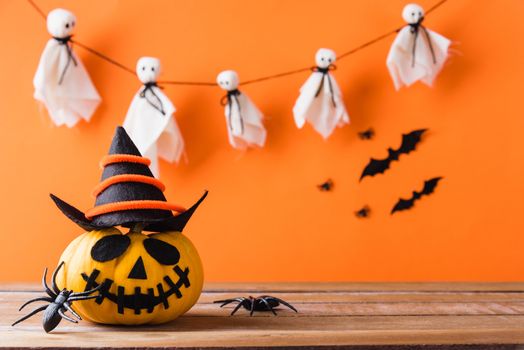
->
[81,265,190,315]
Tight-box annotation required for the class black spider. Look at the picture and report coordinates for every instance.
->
[214,295,298,316]
[12,261,101,333]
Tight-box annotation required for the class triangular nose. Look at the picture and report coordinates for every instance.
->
[128,256,147,279]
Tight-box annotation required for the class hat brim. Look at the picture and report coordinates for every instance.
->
[50,191,208,233]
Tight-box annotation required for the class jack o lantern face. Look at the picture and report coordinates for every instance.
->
[57,228,203,325]
[83,234,190,315]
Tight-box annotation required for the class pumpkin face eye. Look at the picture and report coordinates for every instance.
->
[143,238,180,265]
[91,235,131,262]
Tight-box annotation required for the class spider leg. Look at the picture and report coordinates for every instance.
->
[219,300,236,307]
[19,297,53,311]
[259,298,277,316]
[230,299,247,316]
[63,302,82,320]
[67,294,98,302]
[213,297,243,304]
[267,297,298,313]
[11,305,47,326]
[213,298,234,304]
[215,298,244,308]
[42,268,56,298]
[249,298,256,316]
[51,261,65,294]
[69,283,102,297]
[58,308,78,323]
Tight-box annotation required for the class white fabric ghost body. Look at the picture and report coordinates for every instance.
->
[217,70,266,150]
[123,57,185,177]
[293,48,349,139]
[33,8,100,127]
[387,3,451,90]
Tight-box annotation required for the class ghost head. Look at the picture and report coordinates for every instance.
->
[47,8,76,39]
[136,57,161,84]
[216,70,239,91]
[402,3,424,24]
[315,48,336,69]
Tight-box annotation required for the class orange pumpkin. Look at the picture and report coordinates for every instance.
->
[56,228,203,325]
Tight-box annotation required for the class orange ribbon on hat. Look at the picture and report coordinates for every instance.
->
[99,154,151,168]
[85,153,186,220]
[92,174,166,197]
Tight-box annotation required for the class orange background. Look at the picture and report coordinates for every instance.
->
[0,0,523,282]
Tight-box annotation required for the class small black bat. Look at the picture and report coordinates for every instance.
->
[355,206,370,218]
[318,179,334,191]
[360,129,427,181]
[391,177,442,214]
[358,128,375,140]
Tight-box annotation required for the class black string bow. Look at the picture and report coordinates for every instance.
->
[139,82,166,116]
[220,89,244,135]
[312,65,337,108]
[408,17,437,67]
[53,36,77,85]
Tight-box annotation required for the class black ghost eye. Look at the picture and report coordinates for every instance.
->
[65,23,69,28]
[321,57,325,61]
[144,238,180,265]
[91,234,131,262]
[226,81,229,85]
[419,12,422,16]
[151,67,155,71]
[142,66,145,71]
[412,12,415,16]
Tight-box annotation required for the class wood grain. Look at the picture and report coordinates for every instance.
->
[1,283,524,349]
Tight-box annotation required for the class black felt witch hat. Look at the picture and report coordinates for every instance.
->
[50,126,207,233]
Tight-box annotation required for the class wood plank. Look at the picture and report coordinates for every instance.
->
[188,301,524,316]
[2,283,524,348]
[4,290,524,303]
[3,330,524,348]
[198,292,524,303]
[3,316,524,347]
[5,313,524,331]
[3,294,524,317]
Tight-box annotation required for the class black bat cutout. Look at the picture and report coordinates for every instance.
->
[391,177,442,214]
[358,128,375,140]
[355,206,370,218]
[360,129,427,181]
[317,179,334,191]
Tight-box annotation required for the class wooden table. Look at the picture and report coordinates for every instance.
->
[2,282,524,349]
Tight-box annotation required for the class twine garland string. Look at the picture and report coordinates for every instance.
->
[27,0,449,87]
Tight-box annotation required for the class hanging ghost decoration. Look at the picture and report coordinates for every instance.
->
[123,57,185,177]
[386,3,451,90]
[216,70,267,150]
[33,8,101,127]
[293,48,349,139]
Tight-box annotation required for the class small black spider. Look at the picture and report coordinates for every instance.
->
[358,128,375,140]
[12,261,101,333]
[355,206,371,218]
[318,179,334,191]
[214,295,298,316]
